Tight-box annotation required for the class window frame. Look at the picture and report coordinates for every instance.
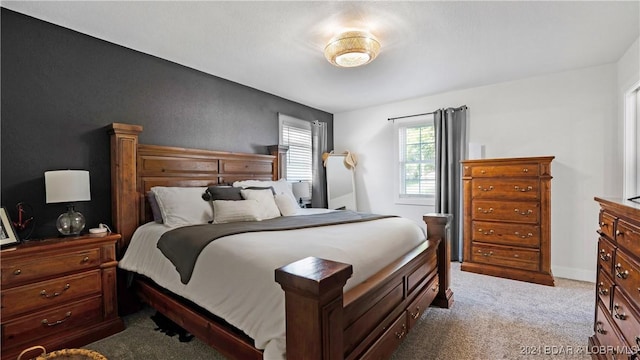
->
[623,81,640,199]
[278,113,313,183]
[393,114,436,206]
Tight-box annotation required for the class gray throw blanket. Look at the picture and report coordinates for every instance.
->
[158,211,395,284]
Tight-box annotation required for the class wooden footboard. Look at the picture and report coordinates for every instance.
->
[276,213,453,360]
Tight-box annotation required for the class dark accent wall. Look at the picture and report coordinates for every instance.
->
[1,8,333,239]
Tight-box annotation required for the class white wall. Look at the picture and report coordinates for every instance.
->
[334,64,619,282]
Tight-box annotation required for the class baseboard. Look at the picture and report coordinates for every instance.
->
[552,265,595,283]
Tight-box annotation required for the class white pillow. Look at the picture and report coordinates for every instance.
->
[234,179,299,210]
[212,200,261,224]
[274,194,299,216]
[240,188,281,220]
[150,186,212,227]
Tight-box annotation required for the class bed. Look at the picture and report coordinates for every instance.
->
[108,123,453,360]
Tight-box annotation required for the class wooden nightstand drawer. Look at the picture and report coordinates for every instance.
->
[2,270,101,318]
[470,163,539,178]
[2,296,102,347]
[472,221,540,248]
[2,248,100,287]
[472,200,540,224]
[471,243,539,271]
[471,179,539,200]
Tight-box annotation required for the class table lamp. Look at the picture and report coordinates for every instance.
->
[45,170,91,236]
[292,181,311,206]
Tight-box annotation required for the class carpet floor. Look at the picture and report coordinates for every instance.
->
[85,263,594,359]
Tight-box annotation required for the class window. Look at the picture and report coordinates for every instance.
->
[279,114,312,182]
[394,115,436,205]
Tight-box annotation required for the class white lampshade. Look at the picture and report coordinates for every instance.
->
[45,170,91,204]
[292,181,311,200]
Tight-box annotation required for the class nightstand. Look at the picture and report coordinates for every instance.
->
[299,199,312,208]
[1,233,124,360]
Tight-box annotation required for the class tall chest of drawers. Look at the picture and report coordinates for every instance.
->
[461,156,555,286]
[1,234,124,359]
[589,198,640,359]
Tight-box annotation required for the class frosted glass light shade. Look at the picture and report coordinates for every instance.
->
[324,30,381,68]
[45,170,91,203]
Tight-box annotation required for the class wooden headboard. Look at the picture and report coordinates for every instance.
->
[108,123,287,255]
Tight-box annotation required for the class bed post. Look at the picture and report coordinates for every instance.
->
[275,256,353,360]
[423,213,454,308]
[108,123,143,255]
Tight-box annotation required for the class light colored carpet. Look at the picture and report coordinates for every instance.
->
[86,263,594,359]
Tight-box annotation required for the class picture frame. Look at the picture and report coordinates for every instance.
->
[0,207,20,247]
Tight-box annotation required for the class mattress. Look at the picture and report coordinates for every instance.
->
[118,209,426,359]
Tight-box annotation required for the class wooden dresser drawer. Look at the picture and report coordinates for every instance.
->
[406,276,439,330]
[613,251,640,303]
[2,270,101,318]
[599,212,616,240]
[597,270,614,312]
[471,243,539,271]
[472,200,540,224]
[471,179,539,200]
[611,290,640,347]
[594,301,628,359]
[472,221,540,248]
[616,219,640,255]
[360,313,407,360]
[598,238,616,279]
[2,296,103,347]
[1,248,101,287]
[470,163,540,178]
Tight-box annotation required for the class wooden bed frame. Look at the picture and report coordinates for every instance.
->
[108,123,453,360]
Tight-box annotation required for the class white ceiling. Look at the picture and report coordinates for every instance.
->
[2,1,639,114]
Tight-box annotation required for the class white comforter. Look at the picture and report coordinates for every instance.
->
[118,209,426,359]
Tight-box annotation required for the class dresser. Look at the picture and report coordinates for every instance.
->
[461,156,554,286]
[1,233,124,359]
[589,197,640,359]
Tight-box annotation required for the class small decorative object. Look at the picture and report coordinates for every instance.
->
[45,170,91,236]
[12,202,35,240]
[0,206,20,247]
[324,30,381,68]
[17,345,107,360]
[292,181,311,207]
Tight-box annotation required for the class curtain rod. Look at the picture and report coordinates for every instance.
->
[387,105,467,122]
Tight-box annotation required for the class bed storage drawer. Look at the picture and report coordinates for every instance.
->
[407,275,439,330]
[1,270,102,318]
[360,313,407,360]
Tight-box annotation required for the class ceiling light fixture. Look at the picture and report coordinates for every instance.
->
[324,30,380,68]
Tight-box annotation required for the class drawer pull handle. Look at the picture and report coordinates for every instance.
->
[41,311,72,327]
[40,283,70,298]
[477,186,494,192]
[14,269,21,275]
[599,249,611,262]
[615,263,629,279]
[514,254,519,258]
[82,256,90,263]
[514,231,533,238]
[410,307,421,320]
[482,251,493,257]
[514,209,533,216]
[616,230,623,236]
[478,229,494,235]
[600,221,608,227]
[595,321,606,334]
[432,284,439,292]
[522,168,529,173]
[478,207,493,214]
[514,185,533,192]
[480,170,486,174]
[597,282,609,296]
[613,304,627,320]
[395,324,407,339]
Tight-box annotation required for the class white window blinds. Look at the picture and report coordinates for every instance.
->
[279,114,312,182]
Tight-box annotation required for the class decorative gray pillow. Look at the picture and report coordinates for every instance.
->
[147,191,163,224]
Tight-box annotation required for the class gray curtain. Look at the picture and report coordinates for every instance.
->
[434,106,467,262]
[311,121,328,208]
